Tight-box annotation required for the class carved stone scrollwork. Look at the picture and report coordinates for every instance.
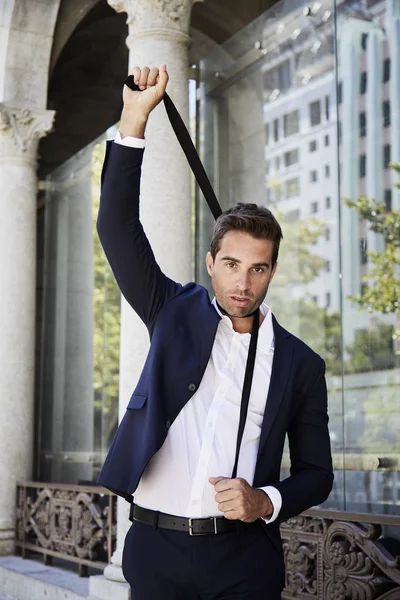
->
[280,513,400,600]
[323,521,400,600]
[107,0,202,38]
[283,534,319,596]
[281,515,329,535]
[0,104,54,162]
[15,486,400,594]
[376,590,400,599]
[15,483,117,574]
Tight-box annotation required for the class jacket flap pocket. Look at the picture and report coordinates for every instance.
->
[127,393,147,409]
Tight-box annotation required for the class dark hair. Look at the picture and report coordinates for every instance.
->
[210,203,283,267]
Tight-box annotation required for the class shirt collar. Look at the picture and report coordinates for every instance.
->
[211,298,275,355]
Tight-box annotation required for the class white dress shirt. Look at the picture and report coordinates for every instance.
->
[114,133,282,523]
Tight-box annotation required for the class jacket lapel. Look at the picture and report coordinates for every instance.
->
[258,315,294,453]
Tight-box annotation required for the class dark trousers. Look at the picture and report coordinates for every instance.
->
[122,519,285,600]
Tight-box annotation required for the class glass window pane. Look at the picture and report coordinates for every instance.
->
[38,133,121,484]
[198,0,344,512]
[360,72,367,95]
[283,110,299,137]
[337,0,400,517]
[309,100,321,126]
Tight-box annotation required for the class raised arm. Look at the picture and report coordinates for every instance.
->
[97,65,182,331]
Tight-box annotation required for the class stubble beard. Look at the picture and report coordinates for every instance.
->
[214,282,271,319]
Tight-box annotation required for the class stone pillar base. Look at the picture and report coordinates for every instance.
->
[89,575,130,600]
[0,525,14,555]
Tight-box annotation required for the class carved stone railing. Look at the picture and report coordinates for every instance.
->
[15,483,400,596]
[15,482,116,576]
[281,509,400,600]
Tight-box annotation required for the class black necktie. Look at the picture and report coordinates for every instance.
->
[124,75,259,480]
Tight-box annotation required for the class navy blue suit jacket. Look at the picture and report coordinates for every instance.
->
[97,141,333,551]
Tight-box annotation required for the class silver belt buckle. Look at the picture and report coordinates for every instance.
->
[188,517,219,536]
[188,518,196,536]
[212,517,218,534]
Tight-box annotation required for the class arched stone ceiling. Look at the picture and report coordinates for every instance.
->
[39,1,128,178]
[192,0,278,45]
[39,0,278,178]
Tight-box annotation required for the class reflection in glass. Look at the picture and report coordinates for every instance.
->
[197,0,400,518]
[37,137,120,484]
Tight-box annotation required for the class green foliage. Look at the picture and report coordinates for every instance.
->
[344,163,400,356]
[345,323,396,373]
[92,142,121,450]
[268,215,342,376]
[358,387,400,455]
[344,164,400,456]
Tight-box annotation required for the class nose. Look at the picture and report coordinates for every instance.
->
[235,272,251,292]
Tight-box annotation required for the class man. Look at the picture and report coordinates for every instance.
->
[97,64,333,600]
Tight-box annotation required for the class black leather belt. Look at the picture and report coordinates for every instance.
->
[130,504,239,536]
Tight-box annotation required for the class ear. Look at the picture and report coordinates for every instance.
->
[206,252,214,276]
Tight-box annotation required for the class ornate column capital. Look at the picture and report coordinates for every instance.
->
[0,104,55,164]
[108,0,202,43]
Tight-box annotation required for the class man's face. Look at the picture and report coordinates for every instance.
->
[206,230,277,318]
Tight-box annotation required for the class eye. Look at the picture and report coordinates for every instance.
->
[252,267,265,274]
[225,262,236,268]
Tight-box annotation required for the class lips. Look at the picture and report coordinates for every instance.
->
[230,296,251,305]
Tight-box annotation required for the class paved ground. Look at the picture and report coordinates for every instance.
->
[0,555,92,599]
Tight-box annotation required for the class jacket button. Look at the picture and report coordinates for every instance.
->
[165,420,171,429]
[188,383,196,392]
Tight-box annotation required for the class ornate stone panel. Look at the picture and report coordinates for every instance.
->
[15,483,117,575]
[280,513,400,600]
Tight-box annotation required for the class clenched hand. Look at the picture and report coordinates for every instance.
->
[209,476,273,523]
[120,64,169,139]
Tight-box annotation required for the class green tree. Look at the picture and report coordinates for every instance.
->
[345,323,396,373]
[345,164,400,460]
[268,215,342,375]
[345,163,400,358]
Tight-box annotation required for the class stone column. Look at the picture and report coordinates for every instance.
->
[0,104,54,554]
[89,1,197,597]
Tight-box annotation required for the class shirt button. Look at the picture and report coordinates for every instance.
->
[188,383,197,392]
[165,420,171,429]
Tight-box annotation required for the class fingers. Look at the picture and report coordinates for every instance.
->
[130,66,141,86]
[147,66,159,87]
[157,63,169,95]
[210,477,246,492]
[209,476,226,486]
[217,499,236,513]
[215,489,237,503]
[129,65,168,91]
[138,66,150,90]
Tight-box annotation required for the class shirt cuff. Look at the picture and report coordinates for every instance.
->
[115,130,146,149]
[258,486,282,524]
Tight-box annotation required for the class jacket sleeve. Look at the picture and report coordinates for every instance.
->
[273,358,334,521]
[97,141,182,330]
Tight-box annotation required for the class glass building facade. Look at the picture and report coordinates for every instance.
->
[195,0,400,518]
[36,0,399,529]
